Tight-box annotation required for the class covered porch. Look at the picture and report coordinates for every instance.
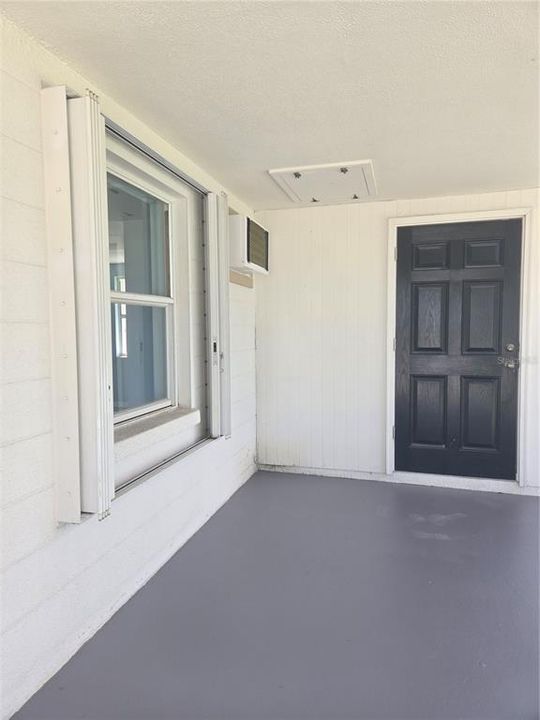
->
[13,471,539,720]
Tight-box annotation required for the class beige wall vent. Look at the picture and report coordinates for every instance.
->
[268,160,376,206]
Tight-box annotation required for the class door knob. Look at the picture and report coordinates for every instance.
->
[506,343,516,352]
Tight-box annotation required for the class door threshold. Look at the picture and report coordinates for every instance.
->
[391,470,522,493]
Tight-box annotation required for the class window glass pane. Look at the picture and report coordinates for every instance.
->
[111,304,168,414]
[108,174,170,296]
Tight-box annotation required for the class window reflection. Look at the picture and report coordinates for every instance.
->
[108,175,170,297]
[110,304,168,413]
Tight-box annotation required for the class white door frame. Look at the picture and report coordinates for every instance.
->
[386,208,532,487]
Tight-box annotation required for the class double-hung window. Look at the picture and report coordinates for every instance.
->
[108,173,173,422]
[41,88,231,522]
[104,133,213,490]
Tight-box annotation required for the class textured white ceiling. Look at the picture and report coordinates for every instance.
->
[2,1,538,210]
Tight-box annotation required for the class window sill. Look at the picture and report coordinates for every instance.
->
[114,436,217,498]
[114,406,201,462]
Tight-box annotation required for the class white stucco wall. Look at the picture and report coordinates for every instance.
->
[256,190,539,492]
[0,19,256,719]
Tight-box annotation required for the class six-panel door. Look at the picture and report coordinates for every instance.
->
[395,220,522,480]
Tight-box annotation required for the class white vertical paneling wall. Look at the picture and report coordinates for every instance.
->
[256,189,539,490]
[0,19,256,719]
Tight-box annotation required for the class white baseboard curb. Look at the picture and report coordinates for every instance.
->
[257,463,540,496]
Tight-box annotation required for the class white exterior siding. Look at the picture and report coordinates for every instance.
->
[256,189,540,490]
[0,19,256,719]
[1,12,538,720]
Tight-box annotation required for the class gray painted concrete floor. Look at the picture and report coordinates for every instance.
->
[14,471,539,720]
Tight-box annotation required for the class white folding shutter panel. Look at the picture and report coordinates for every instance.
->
[217,193,232,437]
[68,91,114,518]
[41,86,81,523]
[206,192,232,438]
[206,193,221,437]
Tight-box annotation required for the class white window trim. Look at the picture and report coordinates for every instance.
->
[106,136,194,422]
[46,88,232,520]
